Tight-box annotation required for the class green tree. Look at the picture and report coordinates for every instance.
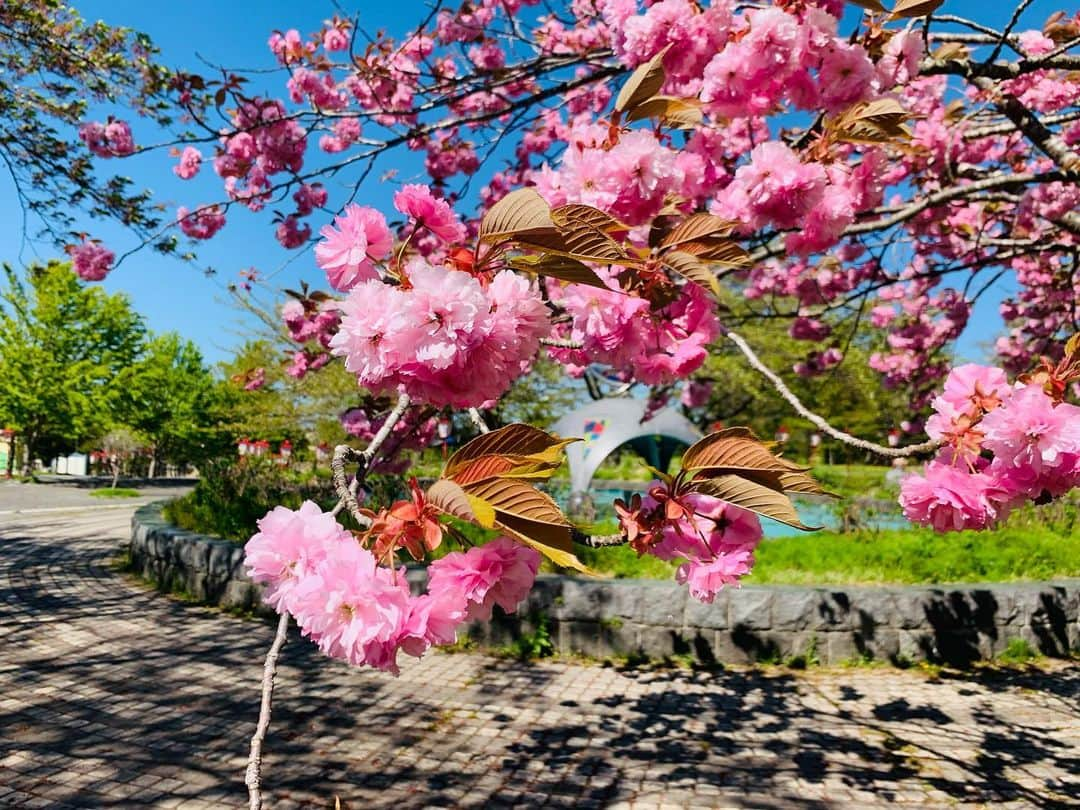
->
[0,261,144,473]
[112,333,235,474]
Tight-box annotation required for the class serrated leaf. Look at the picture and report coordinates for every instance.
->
[682,428,808,473]
[507,254,608,289]
[464,478,571,526]
[465,494,497,528]
[444,424,576,479]
[932,42,969,62]
[497,516,589,573]
[550,205,628,234]
[660,213,737,249]
[662,251,720,298]
[1066,333,1080,358]
[689,474,820,531]
[479,188,557,242]
[675,238,752,267]
[890,0,944,19]
[830,98,912,145]
[615,45,671,114]
[514,220,634,266]
[449,454,566,486]
[426,479,484,523]
[624,96,703,128]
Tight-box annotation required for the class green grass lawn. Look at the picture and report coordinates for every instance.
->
[89,487,141,498]
[571,497,1080,585]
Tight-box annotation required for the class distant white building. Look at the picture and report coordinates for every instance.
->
[54,452,88,477]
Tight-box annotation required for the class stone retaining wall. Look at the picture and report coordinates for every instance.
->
[131,503,1080,666]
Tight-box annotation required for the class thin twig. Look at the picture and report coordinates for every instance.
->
[245,612,290,810]
[723,330,940,458]
[468,408,491,434]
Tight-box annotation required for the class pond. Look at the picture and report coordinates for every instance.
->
[544,482,908,538]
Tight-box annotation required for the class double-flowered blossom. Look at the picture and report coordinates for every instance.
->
[78,120,136,158]
[315,204,393,291]
[901,363,1080,531]
[330,261,550,407]
[616,488,764,603]
[244,501,540,672]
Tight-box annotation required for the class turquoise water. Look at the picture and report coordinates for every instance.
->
[546,483,906,538]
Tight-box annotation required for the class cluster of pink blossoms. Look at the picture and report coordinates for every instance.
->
[69,240,115,282]
[546,267,720,385]
[900,363,1080,532]
[78,120,136,158]
[177,205,227,240]
[616,489,763,603]
[330,261,550,408]
[244,501,540,672]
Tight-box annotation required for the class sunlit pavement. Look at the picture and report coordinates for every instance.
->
[0,506,1077,809]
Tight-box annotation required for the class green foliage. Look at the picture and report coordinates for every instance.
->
[747,501,1080,585]
[0,262,144,471]
[163,457,342,542]
[996,638,1040,666]
[219,339,361,451]
[810,464,890,498]
[112,333,235,468]
[575,541,678,579]
[504,612,556,661]
[690,312,910,463]
[89,487,140,498]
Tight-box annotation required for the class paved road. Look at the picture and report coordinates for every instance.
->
[0,481,191,514]
[0,507,1077,809]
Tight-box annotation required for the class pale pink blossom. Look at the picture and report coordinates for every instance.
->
[427,537,541,621]
[315,205,392,290]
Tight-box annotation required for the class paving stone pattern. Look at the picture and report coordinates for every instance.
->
[2,507,1079,809]
[130,503,1080,668]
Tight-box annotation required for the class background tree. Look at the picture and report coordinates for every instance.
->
[113,333,235,474]
[0,261,144,473]
[98,426,142,487]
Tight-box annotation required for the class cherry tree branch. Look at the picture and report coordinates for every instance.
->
[245,612,289,810]
[468,407,491,434]
[722,330,941,458]
[245,392,411,808]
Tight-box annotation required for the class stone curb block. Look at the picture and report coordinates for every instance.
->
[131,503,1080,665]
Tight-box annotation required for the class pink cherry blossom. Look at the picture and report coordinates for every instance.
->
[980,385,1080,476]
[315,205,392,290]
[70,241,114,281]
[393,184,467,243]
[243,501,354,612]
[427,537,541,622]
[899,461,1002,533]
[172,146,202,179]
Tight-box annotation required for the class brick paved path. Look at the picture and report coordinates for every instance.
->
[1,508,1078,809]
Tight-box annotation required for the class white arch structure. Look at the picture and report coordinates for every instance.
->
[549,398,702,494]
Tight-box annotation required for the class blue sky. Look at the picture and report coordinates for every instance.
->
[0,0,1060,365]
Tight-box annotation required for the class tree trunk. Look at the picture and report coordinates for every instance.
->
[111,460,121,489]
[21,433,34,477]
[5,434,14,478]
[148,449,157,479]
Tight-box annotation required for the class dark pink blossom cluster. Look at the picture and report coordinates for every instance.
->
[78,120,136,158]
[244,501,540,672]
[546,268,719,385]
[177,205,227,240]
[314,204,393,290]
[69,240,115,281]
[900,364,1080,532]
[615,489,764,603]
